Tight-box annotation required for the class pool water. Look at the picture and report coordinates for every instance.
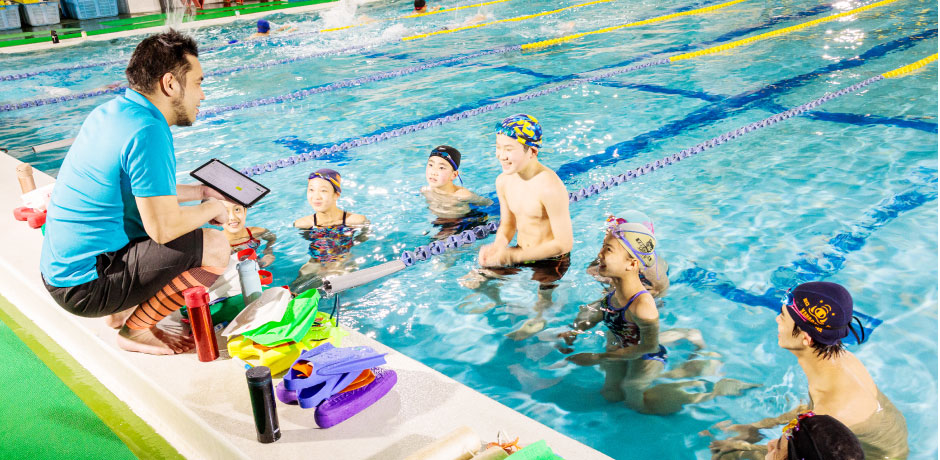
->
[1,0,936,458]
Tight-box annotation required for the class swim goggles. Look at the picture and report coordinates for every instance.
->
[783,289,866,344]
[605,216,655,268]
[308,172,341,193]
[429,149,463,184]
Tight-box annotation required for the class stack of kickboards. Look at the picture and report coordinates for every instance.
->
[275,343,396,428]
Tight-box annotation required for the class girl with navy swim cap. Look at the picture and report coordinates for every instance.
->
[290,169,369,293]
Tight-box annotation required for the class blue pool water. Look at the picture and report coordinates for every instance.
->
[1,0,936,458]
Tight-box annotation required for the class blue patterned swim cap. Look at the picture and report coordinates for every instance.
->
[496,113,542,149]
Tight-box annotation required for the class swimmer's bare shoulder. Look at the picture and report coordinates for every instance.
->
[345,213,369,226]
[454,187,473,200]
[294,215,315,228]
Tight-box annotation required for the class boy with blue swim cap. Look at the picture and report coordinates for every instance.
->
[461,114,573,340]
[249,18,295,40]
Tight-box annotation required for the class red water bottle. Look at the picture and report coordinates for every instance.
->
[184,286,219,362]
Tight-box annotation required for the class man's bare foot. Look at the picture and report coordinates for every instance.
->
[117,326,194,355]
[104,308,136,329]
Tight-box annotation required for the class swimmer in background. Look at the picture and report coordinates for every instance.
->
[290,169,368,293]
[248,19,296,40]
[561,216,759,414]
[421,145,493,239]
[413,0,443,13]
[461,114,573,341]
[219,201,277,268]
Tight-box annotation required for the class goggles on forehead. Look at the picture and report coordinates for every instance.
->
[308,172,340,193]
[605,216,655,266]
[430,150,463,184]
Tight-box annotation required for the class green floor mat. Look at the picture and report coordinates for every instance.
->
[0,295,182,459]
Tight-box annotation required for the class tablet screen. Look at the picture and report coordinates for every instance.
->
[190,159,270,207]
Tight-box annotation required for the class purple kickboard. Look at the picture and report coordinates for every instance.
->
[314,367,397,428]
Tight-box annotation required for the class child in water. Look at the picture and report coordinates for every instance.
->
[291,169,368,292]
[220,201,277,267]
[421,145,492,239]
[561,215,758,414]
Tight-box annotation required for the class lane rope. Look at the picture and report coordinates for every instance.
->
[401,0,614,41]
[237,0,906,177]
[521,0,749,50]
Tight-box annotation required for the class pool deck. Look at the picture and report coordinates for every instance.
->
[0,151,610,459]
[0,0,346,54]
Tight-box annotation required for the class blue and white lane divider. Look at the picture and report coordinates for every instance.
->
[0,43,376,113]
[0,24,331,83]
[199,44,521,118]
[325,73,887,340]
[239,58,671,176]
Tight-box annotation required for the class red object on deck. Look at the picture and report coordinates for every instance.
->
[13,207,46,229]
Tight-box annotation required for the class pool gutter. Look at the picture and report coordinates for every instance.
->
[0,151,611,459]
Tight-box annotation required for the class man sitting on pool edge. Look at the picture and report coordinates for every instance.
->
[40,30,232,356]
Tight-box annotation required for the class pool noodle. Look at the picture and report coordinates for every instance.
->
[469,446,508,460]
[322,260,406,295]
[403,425,480,460]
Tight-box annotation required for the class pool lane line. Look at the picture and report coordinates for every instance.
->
[669,0,904,61]
[0,0,610,109]
[319,0,515,33]
[882,52,938,77]
[331,64,929,334]
[197,44,522,118]
[239,0,909,177]
[271,24,935,178]
[0,0,772,113]
[394,57,939,339]
[674,168,937,344]
[0,42,381,113]
[556,27,939,181]
[401,0,615,41]
[520,0,750,50]
[0,0,743,115]
[0,293,184,459]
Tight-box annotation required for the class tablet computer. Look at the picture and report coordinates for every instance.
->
[190,159,270,208]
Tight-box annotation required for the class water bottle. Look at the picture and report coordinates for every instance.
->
[237,257,262,306]
[183,286,219,362]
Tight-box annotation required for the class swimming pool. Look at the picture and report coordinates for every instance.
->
[1,0,936,458]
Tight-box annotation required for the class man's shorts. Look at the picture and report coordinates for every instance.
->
[43,230,204,318]
[484,253,571,289]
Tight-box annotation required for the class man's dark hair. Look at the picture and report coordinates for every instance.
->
[125,29,199,94]
[792,324,844,360]
[414,0,426,9]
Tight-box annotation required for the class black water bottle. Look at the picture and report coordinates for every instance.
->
[50,30,59,44]
[245,366,281,443]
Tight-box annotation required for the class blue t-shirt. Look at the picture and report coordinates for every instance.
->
[40,89,176,287]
